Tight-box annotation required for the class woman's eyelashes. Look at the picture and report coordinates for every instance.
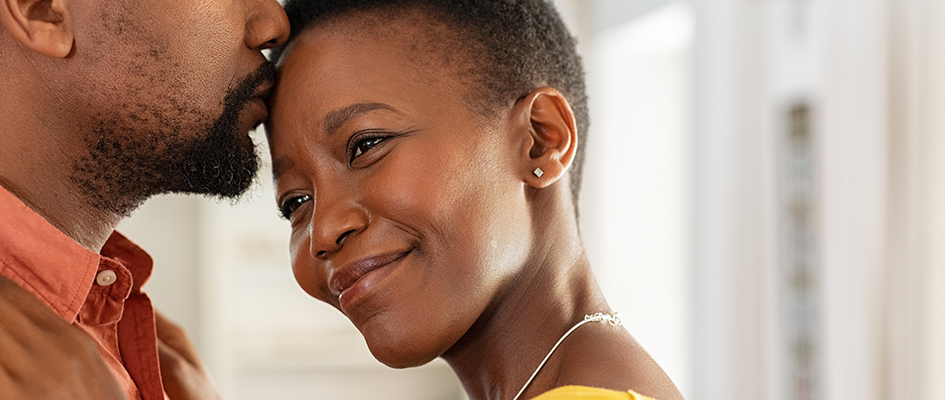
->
[279,194,312,220]
[277,129,411,220]
[352,136,386,161]
[347,131,391,164]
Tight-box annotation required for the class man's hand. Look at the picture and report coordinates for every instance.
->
[0,275,126,400]
[156,311,222,400]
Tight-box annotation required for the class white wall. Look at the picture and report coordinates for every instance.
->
[884,0,945,398]
[580,3,693,397]
[687,0,945,399]
[815,1,889,399]
[689,0,776,397]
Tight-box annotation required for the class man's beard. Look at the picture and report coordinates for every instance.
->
[72,62,276,216]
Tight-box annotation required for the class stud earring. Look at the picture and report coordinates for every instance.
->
[533,167,544,178]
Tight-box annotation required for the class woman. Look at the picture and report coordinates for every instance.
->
[265,1,683,399]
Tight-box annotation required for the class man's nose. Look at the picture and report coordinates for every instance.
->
[244,0,290,51]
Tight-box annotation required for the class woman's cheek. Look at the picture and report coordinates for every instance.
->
[290,228,321,301]
[372,161,444,221]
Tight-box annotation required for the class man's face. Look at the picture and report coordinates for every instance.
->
[67,0,288,214]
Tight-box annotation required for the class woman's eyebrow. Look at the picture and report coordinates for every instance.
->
[271,155,295,181]
[323,102,399,136]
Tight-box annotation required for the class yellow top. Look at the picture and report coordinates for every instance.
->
[529,385,657,400]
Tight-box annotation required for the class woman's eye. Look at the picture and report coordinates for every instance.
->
[350,136,387,162]
[279,195,312,220]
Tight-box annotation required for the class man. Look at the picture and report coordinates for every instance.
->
[0,0,289,398]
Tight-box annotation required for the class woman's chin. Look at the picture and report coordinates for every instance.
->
[359,322,446,368]
[354,306,467,368]
[366,340,441,369]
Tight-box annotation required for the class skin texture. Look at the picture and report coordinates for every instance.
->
[0,0,288,252]
[0,0,289,398]
[267,12,684,400]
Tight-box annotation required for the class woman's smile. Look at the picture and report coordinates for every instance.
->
[331,249,413,311]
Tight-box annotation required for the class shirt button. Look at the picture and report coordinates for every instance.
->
[96,270,117,286]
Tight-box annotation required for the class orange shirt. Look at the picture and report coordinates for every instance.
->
[0,186,166,400]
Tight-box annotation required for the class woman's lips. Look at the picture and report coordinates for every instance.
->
[330,250,411,309]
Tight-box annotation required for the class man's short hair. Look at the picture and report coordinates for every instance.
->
[275,0,589,205]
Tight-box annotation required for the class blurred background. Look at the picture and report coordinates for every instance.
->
[117,0,945,399]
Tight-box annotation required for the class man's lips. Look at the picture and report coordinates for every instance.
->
[246,83,273,124]
[329,250,411,298]
[254,81,274,100]
[251,83,273,107]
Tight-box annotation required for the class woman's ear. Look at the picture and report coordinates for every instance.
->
[512,87,578,189]
[0,0,73,58]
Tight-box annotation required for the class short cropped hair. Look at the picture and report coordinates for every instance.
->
[274,0,590,206]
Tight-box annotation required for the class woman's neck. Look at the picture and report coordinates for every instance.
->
[441,229,612,400]
[439,185,683,400]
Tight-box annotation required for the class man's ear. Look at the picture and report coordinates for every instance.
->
[512,87,578,189]
[0,0,72,58]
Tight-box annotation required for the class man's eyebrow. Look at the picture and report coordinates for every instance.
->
[323,102,399,136]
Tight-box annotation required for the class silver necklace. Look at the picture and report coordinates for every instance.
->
[511,312,623,400]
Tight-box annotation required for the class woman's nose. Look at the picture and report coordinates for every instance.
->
[308,191,368,260]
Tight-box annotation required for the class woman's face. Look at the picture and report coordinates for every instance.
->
[266,17,534,367]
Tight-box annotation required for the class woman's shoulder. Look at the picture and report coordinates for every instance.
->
[530,385,658,400]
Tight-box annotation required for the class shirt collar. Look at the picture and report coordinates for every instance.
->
[0,185,153,322]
